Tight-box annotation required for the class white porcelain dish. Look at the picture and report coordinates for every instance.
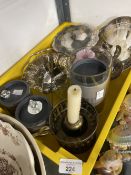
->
[0,113,46,175]
[0,119,36,175]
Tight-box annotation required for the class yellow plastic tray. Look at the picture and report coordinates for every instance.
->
[0,22,131,175]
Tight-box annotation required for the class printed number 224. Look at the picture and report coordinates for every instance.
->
[66,166,75,172]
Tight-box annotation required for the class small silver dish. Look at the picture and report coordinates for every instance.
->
[22,48,73,93]
[52,24,98,55]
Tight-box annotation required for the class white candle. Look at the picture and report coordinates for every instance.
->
[67,85,82,124]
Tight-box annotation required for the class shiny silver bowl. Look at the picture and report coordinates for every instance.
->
[22,48,73,93]
[98,16,131,78]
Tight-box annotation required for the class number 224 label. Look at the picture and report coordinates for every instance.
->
[59,159,82,174]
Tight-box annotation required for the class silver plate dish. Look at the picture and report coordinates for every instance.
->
[98,16,131,78]
[52,25,98,55]
[22,48,72,93]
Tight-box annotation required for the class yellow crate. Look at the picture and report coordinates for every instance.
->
[0,22,131,175]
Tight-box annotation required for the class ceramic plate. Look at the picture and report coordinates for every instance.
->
[0,113,46,175]
[0,119,36,175]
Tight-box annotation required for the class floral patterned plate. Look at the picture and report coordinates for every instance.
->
[0,119,36,175]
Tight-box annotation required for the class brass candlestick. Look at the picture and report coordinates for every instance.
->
[64,115,83,131]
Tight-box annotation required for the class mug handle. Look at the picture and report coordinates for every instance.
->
[101,42,121,60]
[100,41,123,79]
[113,45,121,59]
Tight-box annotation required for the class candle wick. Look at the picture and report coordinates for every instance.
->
[74,88,77,91]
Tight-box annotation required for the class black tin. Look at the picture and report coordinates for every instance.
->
[15,95,52,133]
[0,80,30,114]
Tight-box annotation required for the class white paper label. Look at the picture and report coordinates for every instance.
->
[12,89,23,96]
[59,159,82,174]
[96,89,104,100]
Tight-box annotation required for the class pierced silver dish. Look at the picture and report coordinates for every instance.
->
[52,24,98,55]
[98,16,131,78]
[22,48,73,93]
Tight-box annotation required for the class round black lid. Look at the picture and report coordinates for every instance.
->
[15,95,52,132]
[0,80,30,108]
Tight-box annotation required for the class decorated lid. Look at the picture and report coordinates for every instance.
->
[15,95,52,133]
[0,80,30,108]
